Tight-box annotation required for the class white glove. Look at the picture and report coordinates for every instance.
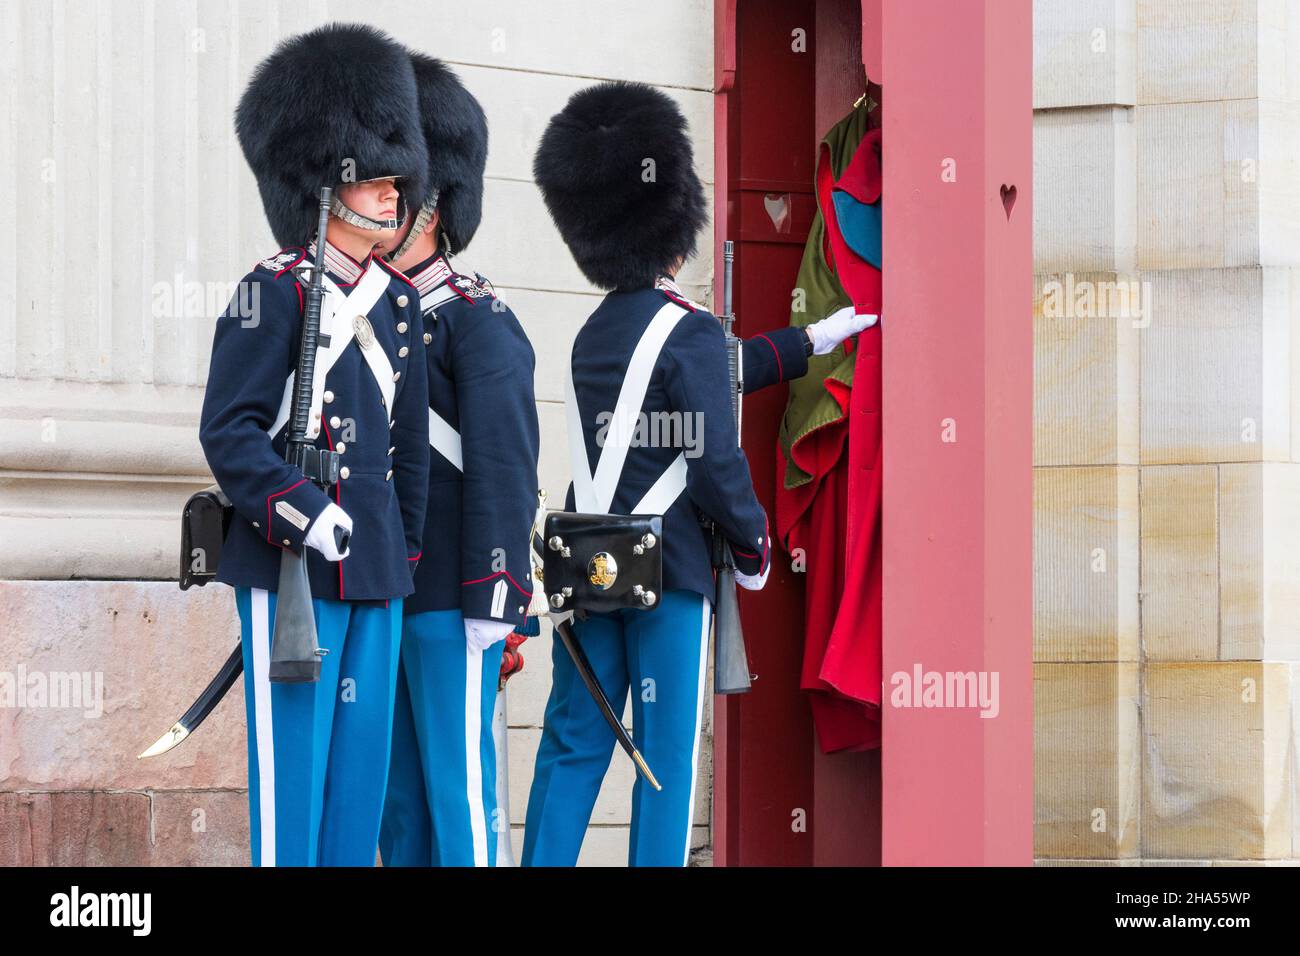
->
[465,618,514,652]
[734,563,770,591]
[806,305,879,355]
[304,502,353,561]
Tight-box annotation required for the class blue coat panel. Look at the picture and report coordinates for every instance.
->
[199,243,430,602]
[564,286,799,602]
[402,253,541,626]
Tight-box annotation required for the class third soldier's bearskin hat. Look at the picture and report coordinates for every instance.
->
[236,22,429,248]
[533,81,708,291]
[387,53,489,261]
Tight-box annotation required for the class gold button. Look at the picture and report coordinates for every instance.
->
[336,442,346,453]
[423,333,432,345]
[385,469,393,481]
[398,346,409,358]
[323,390,334,403]
[330,416,341,429]
[340,467,351,480]
[397,322,408,333]
[397,294,409,307]
[392,371,401,382]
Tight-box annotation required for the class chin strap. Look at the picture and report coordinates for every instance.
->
[330,193,408,232]
[383,192,441,263]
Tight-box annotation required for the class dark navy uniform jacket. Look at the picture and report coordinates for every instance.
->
[199,242,430,602]
[403,252,540,626]
[564,282,808,603]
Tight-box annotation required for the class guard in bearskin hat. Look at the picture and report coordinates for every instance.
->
[197,22,432,867]
[522,81,872,866]
[373,53,540,868]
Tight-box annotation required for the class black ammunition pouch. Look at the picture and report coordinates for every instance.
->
[179,485,232,590]
[542,512,663,615]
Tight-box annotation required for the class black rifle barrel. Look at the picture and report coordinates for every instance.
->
[713,239,753,695]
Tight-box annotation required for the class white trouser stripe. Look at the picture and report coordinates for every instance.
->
[464,645,489,866]
[492,688,515,867]
[683,595,711,867]
[250,588,276,868]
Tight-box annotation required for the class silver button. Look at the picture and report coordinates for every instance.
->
[388,446,396,456]
[398,346,409,358]
[389,420,395,429]
[336,442,346,454]
[385,469,393,481]
[397,322,408,333]
[282,538,291,546]
[252,521,260,529]
[392,371,401,382]
[340,467,350,480]
[330,416,341,429]
[397,294,409,307]
[518,606,525,615]
[423,332,432,345]
[323,390,334,404]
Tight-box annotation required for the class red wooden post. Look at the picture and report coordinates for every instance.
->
[879,0,1034,865]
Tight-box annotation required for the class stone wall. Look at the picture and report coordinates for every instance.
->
[0,0,715,866]
[1033,0,1300,864]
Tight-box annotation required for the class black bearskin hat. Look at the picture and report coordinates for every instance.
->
[533,81,708,291]
[235,22,429,248]
[407,53,488,255]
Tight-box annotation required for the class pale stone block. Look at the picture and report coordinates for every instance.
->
[1035,858,1142,865]
[1136,101,1250,269]
[503,287,599,404]
[1034,662,1141,859]
[1257,0,1300,101]
[1143,662,1293,859]
[1033,466,1139,662]
[1219,463,1300,661]
[1139,464,1219,661]
[1033,0,1137,108]
[1140,267,1291,464]
[0,581,248,792]
[1257,99,1300,266]
[1034,272,1142,466]
[1136,0,1258,104]
[355,0,714,91]
[469,178,714,298]
[1033,107,1136,273]
[458,64,714,187]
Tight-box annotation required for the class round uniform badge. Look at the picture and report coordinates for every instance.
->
[352,314,375,350]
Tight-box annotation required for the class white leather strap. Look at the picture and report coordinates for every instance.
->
[567,302,690,516]
[589,302,687,513]
[265,261,392,437]
[565,361,598,513]
[428,406,463,471]
[631,451,687,515]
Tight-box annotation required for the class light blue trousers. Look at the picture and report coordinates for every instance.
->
[379,609,506,866]
[522,589,712,867]
[236,587,402,867]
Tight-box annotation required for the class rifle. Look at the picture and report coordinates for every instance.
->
[712,240,752,695]
[268,185,346,682]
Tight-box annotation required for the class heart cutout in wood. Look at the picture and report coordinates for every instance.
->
[763,193,791,233]
[1000,183,1017,220]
